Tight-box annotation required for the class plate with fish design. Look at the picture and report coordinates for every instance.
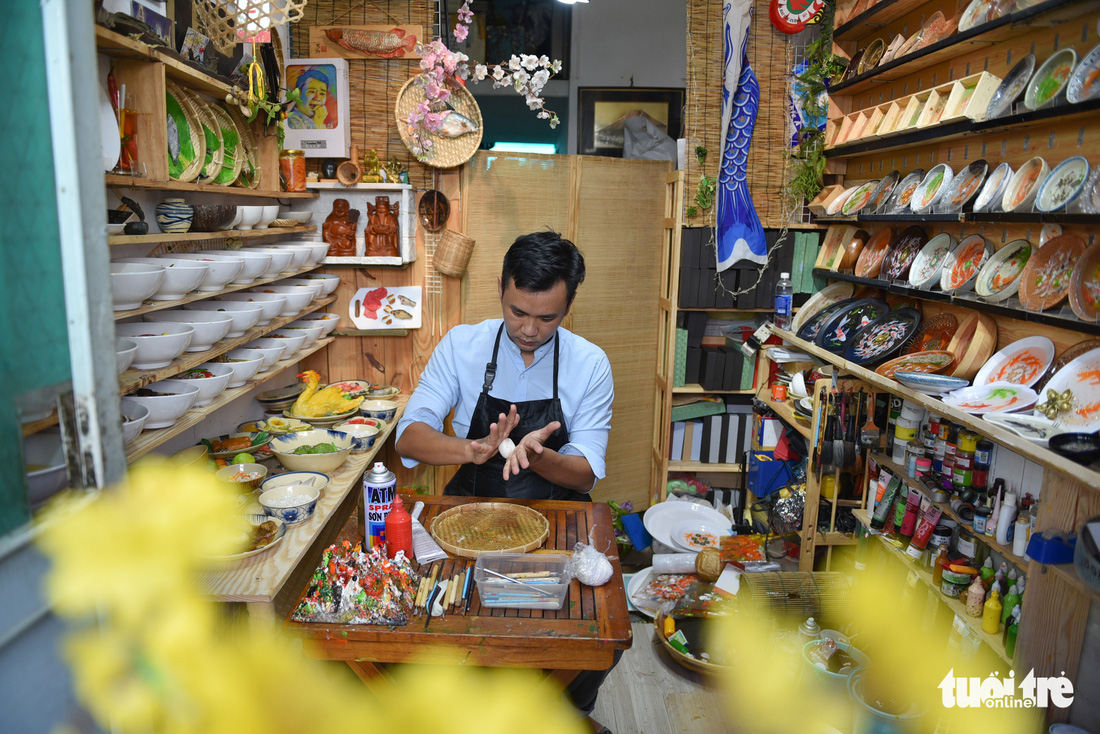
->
[911,164,954,213]
[974,162,1014,212]
[982,412,1060,445]
[796,298,856,343]
[975,239,1032,302]
[1067,42,1100,104]
[815,298,889,354]
[942,381,1039,415]
[1024,48,1077,110]
[908,233,956,289]
[941,234,992,293]
[959,0,995,31]
[1002,156,1050,212]
[884,170,925,213]
[938,160,988,213]
[855,227,895,278]
[868,171,900,213]
[1069,241,1100,322]
[974,336,1056,388]
[1039,347,1100,433]
[1037,156,1090,212]
[792,282,855,333]
[843,308,922,366]
[894,371,969,395]
[1018,233,1086,311]
[875,350,955,378]
[984,55,1035,120]
[903,313,958,355]
[882,225,929,282]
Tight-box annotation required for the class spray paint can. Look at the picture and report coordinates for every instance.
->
[363,461,396,550]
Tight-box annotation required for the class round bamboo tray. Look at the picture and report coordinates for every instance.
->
[429,502,549,559]
[165,80,207,183]
[178,88,224,184]
[227,104,261,189]
[395,77,484,169]
[207,103,245,186]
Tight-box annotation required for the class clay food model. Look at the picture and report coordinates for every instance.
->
[323,198,358,257]
[365,196,400,258]
[290,370,367,418]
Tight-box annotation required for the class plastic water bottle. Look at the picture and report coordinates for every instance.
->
[774,272,793,329]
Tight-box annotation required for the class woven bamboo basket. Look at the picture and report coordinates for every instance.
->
[226,104,262,189]
[166,81,207,183]
[429,502,550,559]
[207,103,245,186]
[178,89,225,184]
[434,229,475,277]
[394,77,483,169]
[739,572,851,622]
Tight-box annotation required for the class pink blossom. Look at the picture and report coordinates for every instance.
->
[454,24,468,42]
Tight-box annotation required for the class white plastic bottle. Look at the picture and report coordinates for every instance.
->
[774,272,793,330]
[1013,512,1029,556]
[996,491,1018,547]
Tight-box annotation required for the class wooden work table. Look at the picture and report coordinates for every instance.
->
[284,495,634,682]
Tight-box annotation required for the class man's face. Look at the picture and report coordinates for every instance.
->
[302,78,328,115]
[498,277,571,354]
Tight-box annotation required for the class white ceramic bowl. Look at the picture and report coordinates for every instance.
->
[260,244,311,270]
[298,273,340,296]
[158,253,244,291]
[244,337,294,362]
[258,483,320,524]
[141,310,232,352]
[281,240,330,266]
[295,312,340,336]
[1002,156,1050,212]
[248,285,313,316]
[244,247,295,276]
[215,462,269,491]
[269,429,354,473]
[183,300,263,338]
[284,320,327,347]
[273,278,324,300]
[113,257,207,300]
[116,338,138,374]
[360,399,398,422]
[174,362,234,406]
[266,329,308,355]
[257,204,280,229]
[203,249,272,284]
[234,343,285,371]
[119,397,150,444]
[279,209,314,224]
[213,292,286,325]
[115,322,194,369]
[110,262,167,311]
[235,205,263,230]
[24,431,67,509]
[333,420,379,451]
[126,379,199,429]
[222,208,244,231]
[221,349,266,386]
[260,470,331,493]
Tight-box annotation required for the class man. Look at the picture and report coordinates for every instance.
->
[395,230,617,733]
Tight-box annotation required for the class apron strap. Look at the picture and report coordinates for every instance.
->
[552,330,559,400]
[482,323,505,394]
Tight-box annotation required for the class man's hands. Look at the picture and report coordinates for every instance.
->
[468,404,520,465]
[502,420,562,480]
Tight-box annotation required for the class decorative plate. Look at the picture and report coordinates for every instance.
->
[642,501,734,549]
[885,170,925,213]
[974,336,1056,388]
[859,38,886,74]
[869,171,900,213]
[796,298,855,343]
[875,350,955,378]
[418,190,451,233]
[982,412,1060,445]
[843,48,867,82]
[959,0,995,31]
[984,55,1035,119]
[880,34,906,65]
[941,234,992,293]
[975,162,1013,212]
[895,28,924,60]
[180,89,224,185]
[903,312,958,354]
[841,180,879,216]
[1069,241,1100,322]
[1036,156,1090,212]
[669,519,733,552]
[1040,347,1100,432]
[1024,48,1077,110]
[974,239,1032,302]
[207,103,245,186]
[854,227,895,278]
[894,371,970,394]
[827,185,861,216]
[1018,233,1086,311]
[911,164,954,213]
[206,515,286,562]
[815,298,890,353]
[839,228,871,272]
[1002,156,1049,212]
[202,431,273,460]
[430,502,550,559]
[882,225,929,282]
[908,233,956,289]
[1052,339,1100,375]
[938,160,988,213]
[915,11,951,51]
[165,81,205,183]
[1067,42,1100,104]
[791,282,855,332]
[942,381,1039,415]
[843,308,922,365]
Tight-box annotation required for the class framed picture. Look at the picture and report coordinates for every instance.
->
[283,58,351,158]
[577,87,685,157]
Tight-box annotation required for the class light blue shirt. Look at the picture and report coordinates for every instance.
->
[396,319,614,483]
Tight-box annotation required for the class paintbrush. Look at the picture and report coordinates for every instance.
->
[481,567,556,597]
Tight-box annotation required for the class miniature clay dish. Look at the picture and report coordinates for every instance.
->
[843,308,922,366]
[904,313,958,355]
[854,227,895,278]
[974,162,1014,212]
[1037,346,1100,433]
[938,160,988,214]
[959,0,995,31]
[796,298,856,343]
[984,55,1035,120]
[982,411,1059,445]
[882,225,929,282]
[1036,156,1090,212]
[827,185,861,216]
[1068,240,1100,322]
[942,381,1039,415]
[908,233,956,289]
[911,164,955,213]
[1018,233,1086,311]
[1025,48,1077,110]
[894,371,969,394]
[841,180,879,216]
[791,282,855,333]
[974,239,1032,303]
[859,38,886,74]
[1001,156,1050,212]
[815,298,890,354]
[868,171,900,214]
[974,335,1055,388]
[875,350,955,378]
[885,170,925,213]
[940,234,992,293]
[1067,42,1100,104]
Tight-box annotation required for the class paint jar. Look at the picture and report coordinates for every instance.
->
[975,439,994,466]
[941,569,973,597]
[891,436,907,464]
[920,423,936,450]
[954,451,974,470]
[905,442,926,478]
[955,528,980,561]
[973,505,992,534]
[772,383,787,401]
[895,415,920,443]
[958,429,980,454]
[899,400,925,423]
[915,457,932,478]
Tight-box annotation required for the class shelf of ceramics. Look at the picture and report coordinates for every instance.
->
[770,327,1100,488]
[125,336,334,463]
[853,508,1013,663]
[198,398,407,613]
[811,269,1100,338]
[673,385,756,395]
[115,264,324,320]
[119,295,337,396]
[108,224,318,246]
[668,461,744,473]
[758,389,814,440]
[834,0,936,41]
[831,0,1100,95]
[95,26,233,98]
[105,174,318,200]
[307,182,414,191]
[815,214,1100,225]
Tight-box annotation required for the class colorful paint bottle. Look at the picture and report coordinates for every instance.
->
[363,461,396,550]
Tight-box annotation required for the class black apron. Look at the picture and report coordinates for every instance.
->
[444,324,590,502]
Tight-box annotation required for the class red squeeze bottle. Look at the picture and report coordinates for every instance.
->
[384,495,414,561]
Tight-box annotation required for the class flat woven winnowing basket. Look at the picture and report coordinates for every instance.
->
[430,503,550,559]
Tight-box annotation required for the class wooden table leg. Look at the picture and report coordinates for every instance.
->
[347,660,396,693]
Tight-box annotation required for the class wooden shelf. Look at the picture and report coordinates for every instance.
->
[109,225,317,246]
[105,174,317,200]
[673,384,755,395]
[834,0,931,41]
[125,337,333,462]
[668,461,743,473]
[114,265,323,320]
[831,0,1100,95]
[815,530,858,546]
[770,327,1100,488]
[119,296,336,396]
[308,182,413,191]
[95,25,233,97]
[22,413,59,437]
[757,388,813,439]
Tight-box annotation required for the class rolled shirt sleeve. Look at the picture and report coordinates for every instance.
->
[395,330,461,468]
[556,353,613,484]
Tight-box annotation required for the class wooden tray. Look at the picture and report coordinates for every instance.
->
[430,502,550,559]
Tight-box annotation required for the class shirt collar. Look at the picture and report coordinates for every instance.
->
[501,326,556,364]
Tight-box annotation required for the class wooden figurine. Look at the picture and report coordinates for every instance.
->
[323,198,358,257]
[365,196,400,257]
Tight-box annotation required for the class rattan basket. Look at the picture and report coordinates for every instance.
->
[395,77,483,169]
[178,88,224,184]
[434,229,475,277]
[430,502,550,559]
[166,81,207,183]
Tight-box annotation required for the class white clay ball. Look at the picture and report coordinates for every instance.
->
[499,438,516,459]
[573,548,614,586]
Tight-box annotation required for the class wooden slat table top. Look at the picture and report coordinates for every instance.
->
[285,495,634,671]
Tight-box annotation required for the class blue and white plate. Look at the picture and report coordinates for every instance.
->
[1036,156,1090,212]
[894,370,969,394]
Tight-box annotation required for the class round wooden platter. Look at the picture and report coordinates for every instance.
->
[429,502,550,559]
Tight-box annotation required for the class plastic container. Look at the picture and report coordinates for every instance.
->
[849,667,924,734]
[775,272,793,329]
[474,553,571,610]
[802,640,870,698]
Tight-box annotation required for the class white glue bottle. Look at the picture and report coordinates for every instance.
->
[995,491,1018,547]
